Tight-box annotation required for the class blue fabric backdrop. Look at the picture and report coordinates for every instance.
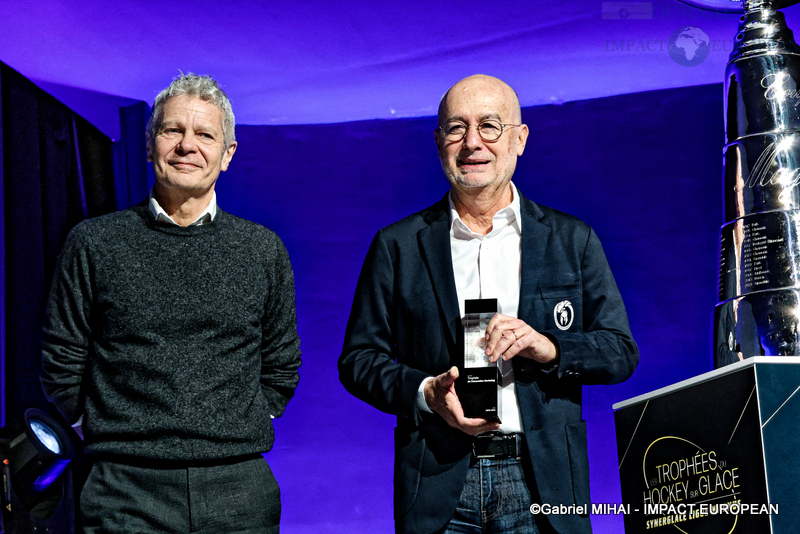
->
[0,67,725,533]
[213,83,724,533]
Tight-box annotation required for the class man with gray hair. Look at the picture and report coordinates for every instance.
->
[41,73,301,533]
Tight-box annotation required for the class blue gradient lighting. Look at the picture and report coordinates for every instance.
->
[4,1,800,128]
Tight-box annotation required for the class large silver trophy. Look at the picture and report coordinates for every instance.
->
[684,0,800,365]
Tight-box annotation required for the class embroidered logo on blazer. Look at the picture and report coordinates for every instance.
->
[554,300,574,330]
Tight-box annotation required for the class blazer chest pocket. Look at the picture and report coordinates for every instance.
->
[539,281,581,332]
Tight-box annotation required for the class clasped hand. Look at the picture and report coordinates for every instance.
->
[484,313,557,365]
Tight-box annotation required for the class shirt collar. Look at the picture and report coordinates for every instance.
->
[148,189,217,227]
[448,182,522,238]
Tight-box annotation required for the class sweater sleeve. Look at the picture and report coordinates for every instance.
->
[259,236,302,418]
[40,223,93,425]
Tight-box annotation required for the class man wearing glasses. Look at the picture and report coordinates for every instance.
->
[339,75,638,533]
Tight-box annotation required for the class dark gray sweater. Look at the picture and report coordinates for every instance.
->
[41,204,301,462]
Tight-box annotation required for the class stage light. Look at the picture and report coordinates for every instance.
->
[0,408,75,518]
[30,420,62,455]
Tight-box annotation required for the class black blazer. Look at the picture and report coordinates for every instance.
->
[339,191,638,534]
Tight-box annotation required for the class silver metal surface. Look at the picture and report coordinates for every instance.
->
[715,290,800,360]
[715,0,800,365]
[727,9,800,64]
[723,133,800,219]
[676,0,799,13]
[718,210,800,300]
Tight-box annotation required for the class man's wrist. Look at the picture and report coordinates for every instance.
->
[539,332,561,371]
[417,377,434,413]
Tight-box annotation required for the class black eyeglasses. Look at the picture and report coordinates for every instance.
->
[437,120,521,142]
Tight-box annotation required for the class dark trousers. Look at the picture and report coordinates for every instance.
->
[80,455,280,533]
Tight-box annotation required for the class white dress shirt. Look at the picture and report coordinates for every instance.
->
[418,182,524,433]
[148,189,218,226]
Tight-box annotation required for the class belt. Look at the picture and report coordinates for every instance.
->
[472,432,524,460]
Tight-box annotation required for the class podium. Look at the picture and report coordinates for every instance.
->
[613,357,800,533]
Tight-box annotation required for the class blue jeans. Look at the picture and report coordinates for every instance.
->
[442,457,539,533]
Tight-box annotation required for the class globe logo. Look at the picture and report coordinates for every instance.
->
[668,26,711,67]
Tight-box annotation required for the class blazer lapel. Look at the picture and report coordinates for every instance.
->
[518,194,551,322]
[417,198,461,346]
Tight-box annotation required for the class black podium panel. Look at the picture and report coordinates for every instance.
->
[614,357,800,533]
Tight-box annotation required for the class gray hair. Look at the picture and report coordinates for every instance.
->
[147,73,236,151]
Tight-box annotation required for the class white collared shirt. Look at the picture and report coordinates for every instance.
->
[148,189,218,226]
[418,182,524,433]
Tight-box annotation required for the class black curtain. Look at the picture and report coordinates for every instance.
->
[0,61,118,430]
[0,61,145,533]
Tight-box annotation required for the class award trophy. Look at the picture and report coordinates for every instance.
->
[456,299,502,422]
[678,0,800,365]
[616,7,800,528]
